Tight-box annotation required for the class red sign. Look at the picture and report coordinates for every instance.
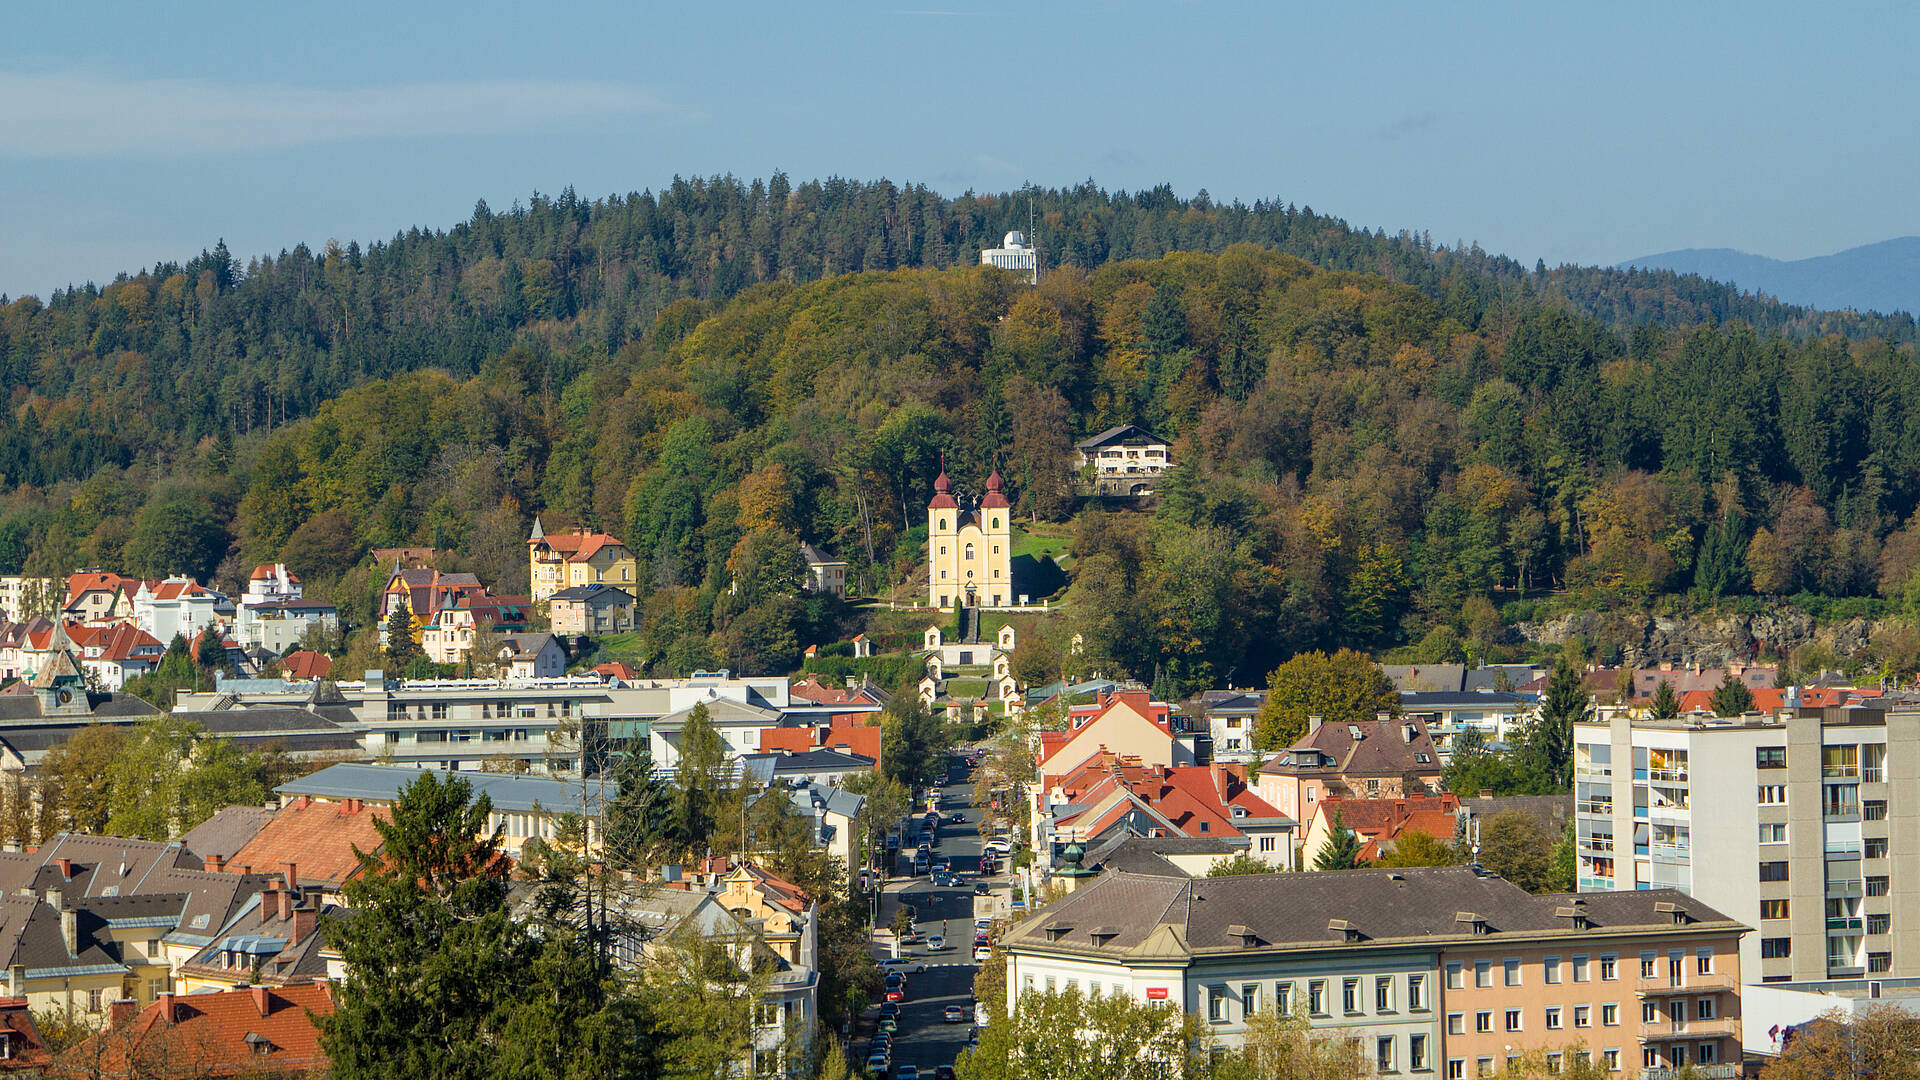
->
[1145,987,1169,1000]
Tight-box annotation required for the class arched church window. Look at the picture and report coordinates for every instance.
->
[965,544,975,560]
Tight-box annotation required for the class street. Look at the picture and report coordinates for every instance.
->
[860,752,1006,1077]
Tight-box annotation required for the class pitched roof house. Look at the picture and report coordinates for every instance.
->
[1301,791,1462,866]
[58,982,335,1078]
[1255,715,1443,827]
[527,520,638,604]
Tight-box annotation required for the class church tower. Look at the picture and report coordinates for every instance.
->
[927,471,959,609]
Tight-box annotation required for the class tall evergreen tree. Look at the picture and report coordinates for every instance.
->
[1649,678,1680,719]
[1312,810,1367,871]
[1709,673,1757,717]
[1523,657,1586,789]
[603,747,671,872]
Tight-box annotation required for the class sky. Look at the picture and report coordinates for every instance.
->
[2,0,1914,298]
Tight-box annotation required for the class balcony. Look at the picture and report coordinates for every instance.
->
[1641,1016,1740,1039]
[1580,837,1616,853]
[1823,765,1860,780]
[1637,972,1736,994]
[1647,767,1690,784]
[1863,767,1886,783]
[1577,800,1615,816]
[1824,802,1862,822]
[1642,1063,1739,1080]
[1828,879,1864,898]
[1827,918,1864,932]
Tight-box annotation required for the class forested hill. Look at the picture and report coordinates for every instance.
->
[1,177,1914,484]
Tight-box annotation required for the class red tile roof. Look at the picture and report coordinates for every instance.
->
[58,983,334,1078]
[64,572,133,606]
[592,661,640,682]
[228,798,387,886]
[531,530,629,562]
[1311,792,1462,860]
[280,651,333,680]
[756,722,883,769]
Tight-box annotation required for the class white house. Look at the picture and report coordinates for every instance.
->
[132,578,220,645]
[497,633,567,680]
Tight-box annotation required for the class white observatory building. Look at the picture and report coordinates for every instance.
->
[981,230,1039,285]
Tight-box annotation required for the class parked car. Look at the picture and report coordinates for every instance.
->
[867,1052,889,1073]
[975,916,992,931]
[928,934,945,950]
[973,943,992,961]
[899,930,925,945]
[936,1067,957,1080]
[879,1002,899,1018]
[897,1067,919,1080]
[944,1004,967,1023]
[879,1016,898,1031]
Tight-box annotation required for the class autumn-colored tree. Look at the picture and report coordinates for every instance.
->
[1762,1006,1920,1080]
[1255,649,1398,750]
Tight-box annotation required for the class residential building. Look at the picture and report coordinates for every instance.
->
[69,623,165,691]
[1038,754,1292,870]
[234,598,338,654]
[178,807,277,866]
[61,983,335,1079]
[62,572,136,627]
[799,543,847,598]
[221,795,390,895]
[926,470,1014,610]
[1036,689,1192,788]
[980,229,1039,284]
[1185,689,1265,763]
[785,783,866,880]
[756,721,884,774]
[419,593,532,665]
[741,749,876,789]
[242,564,302,607]
[279,650,332,680]
[131,578,220,646]
[0,995,48,1070]
[379,567,485,641]
[1628,665,1778,701]
[496,633,566,680]
[1574,702,1920,987]
[1073,424,1172,496]
[1302,791,1461,868]
[0,576,56,623]
[527,519,638,604]
[1256,715,1443,828]
[174,880,340,994]
[274,763,602,858]
[1399,691,1539,759]
[999,865,1745,1079]
[546,583,635,636]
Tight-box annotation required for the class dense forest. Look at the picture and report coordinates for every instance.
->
[2,178,1920,693]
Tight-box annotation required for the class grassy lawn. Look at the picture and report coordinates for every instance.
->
[1012,522,1075,568]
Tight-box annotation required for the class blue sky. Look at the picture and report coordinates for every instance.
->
[2,1,1912,298]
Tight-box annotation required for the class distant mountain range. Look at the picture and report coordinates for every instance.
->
[1620,236,1920,316]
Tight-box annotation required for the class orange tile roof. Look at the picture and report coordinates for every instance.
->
[592,661,640,682]
[532,530,628,562]
[58,983,334,1077]
[756,722,883,769]
[280,651,333,680]
[227,798,387,885]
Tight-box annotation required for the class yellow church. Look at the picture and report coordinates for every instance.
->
[927,470,1013,609]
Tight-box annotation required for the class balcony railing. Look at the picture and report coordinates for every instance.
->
[1580,837,1616,853]
[1647,767,1690,783]
[1826,843,1864,859]
[1863,766,1886,782]
[1823,765,1860,779]
[1827,918,1864,932]
[1577,800,1614,816]
[1642,1063,1739,1079]
[1824,802,1862,821]
[1828,879,1864,898]
[1640,1016,1739,1038]
[1637,972,1736,994]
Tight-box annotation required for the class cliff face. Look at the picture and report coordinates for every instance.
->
[1518,607,1886,669]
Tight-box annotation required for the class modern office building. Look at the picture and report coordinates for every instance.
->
[1574,702,1920,986]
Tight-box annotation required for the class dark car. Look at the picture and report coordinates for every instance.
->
[947,811,966,824]
[936,1068,958,1080]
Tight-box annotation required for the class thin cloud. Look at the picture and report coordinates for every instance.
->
[890,9,987,15]
[0,71,687,158]
[1377,110,1440,142]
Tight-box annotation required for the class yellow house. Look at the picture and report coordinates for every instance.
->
[528,518,639,604]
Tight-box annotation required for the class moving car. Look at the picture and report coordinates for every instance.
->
[928,934,945,950]
[878,958,928,975]
[947,811,967,824]
[932,872,961,887]
[973,882,991,896]
[944,1005,967,1023]
[897,1067,919,1080]
[936,1068,957,1080]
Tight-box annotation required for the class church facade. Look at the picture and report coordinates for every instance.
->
[927,471,1014,610]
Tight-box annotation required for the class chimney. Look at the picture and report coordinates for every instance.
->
[44,888,59,912]
[344,798,361,814]
[156,992,174,1024]
[296,795,311,810]
[59,908,76,958]
[291,906,317,943]
[108,998,137,1028]
[280,862,298,893]
[1307,713,1323,735]
[203,854,224,873]
[276,888,294,921]
[8,965,22,997]
[260,889,280,926]
[55,858,71,880]
[250,984,271,1016]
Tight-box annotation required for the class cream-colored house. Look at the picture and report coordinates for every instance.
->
[528,518,639,604]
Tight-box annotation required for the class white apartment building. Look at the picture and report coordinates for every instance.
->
[1575,703,1920,986]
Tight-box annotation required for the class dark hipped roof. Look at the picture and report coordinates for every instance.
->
[1002,866,1741,959]
[1075,424,1164,450]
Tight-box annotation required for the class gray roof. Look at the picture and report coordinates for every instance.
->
[547,584,635,603]
[500,633,559,659]
[744,749,876,775]
[0,834,202,899]
[1458,794,1575,833]
[276,762,603,816]
[1462,666,1546,693]
[799,542,842,567]
[792,783,864,821]
[1398,691,1534,708]
[1378,665,1468,693]
[1002,866,1742,960]
[1084,835,1243,877]
[1074,424,1164,450]
[0,691,158,722]
[179,806,276,862]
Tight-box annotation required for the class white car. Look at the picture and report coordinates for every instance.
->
[983,839,1011,855]
[878,957,928,975]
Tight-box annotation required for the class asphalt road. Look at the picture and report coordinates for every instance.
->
[861,754,1007,1077]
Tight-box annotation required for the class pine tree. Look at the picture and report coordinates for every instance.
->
[384,603,422,667]
[1313,810,1367,871]
[1650,678,1680,719]
[1709,673,1757,717]
[603,747,671,872]
[1522,656,1585,788]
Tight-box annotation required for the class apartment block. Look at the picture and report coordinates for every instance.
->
[1574,704,1920,986]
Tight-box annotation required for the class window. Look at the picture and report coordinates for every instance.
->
[1670,999,1687,1024]
[1410,1034,1428,1072]
[1868,876,1891,897]
[1544,956,1561,984]
[1474,960,1492,988]
[1603,1050,1619,1072]
[1871,952,1893,972]
[1242,984,1259,1017]
[1475,1011,1493,1033]
[1697,997,1715,1021]
[1546,1053,1563,1074]
[1642,1002,1660,1024]
[1448,1061,1465,1080]
[1448,1013,1465,1036]
[1505,1009,1522,1032]
[1762,937,1793,959]
[1643,1048,1661,1070]
[1758,785,1788,804]
[1277,983,1292,1014]
[1376,976,1394,1012]
[1867,838,1889,859]
[1602,1004,1619,1026]
[1759,823,1789,844]
[1546,1006,1562,1030]
[1756,746,1787,769]
[1573,955,1590,982]
[1343,978,1361,1014]
[1574,1005,1590,1028]
[1697,1043,1718,1065]
[1477,1059,1494,1078]
[86,990,101,1013]
[1696,949,1713,975]
[1870,914,1891,935]
[1600,954,1617,980]
[1208,986,1226,1022]
[1446,962,1464,989]
[1308,981,1327,1015]
[1759,861,1790,882]
[1866,800,1889,821]
[1640,954,1657,979]
[1408,974,1426,1011]
[1378,1037,1396,1073]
